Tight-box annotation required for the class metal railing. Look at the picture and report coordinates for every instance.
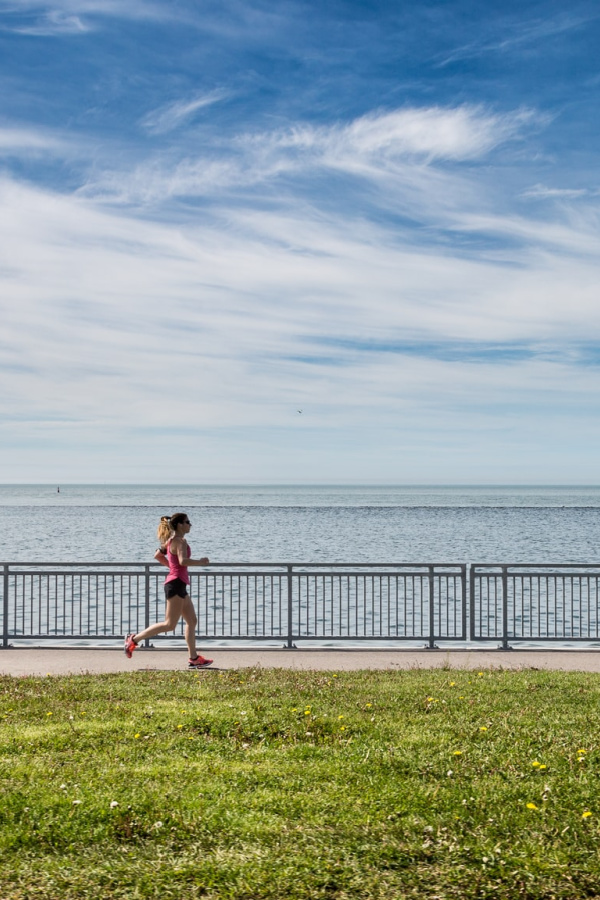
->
[4,561,600,648]
[471,565,600,647]
[1,562,466,647]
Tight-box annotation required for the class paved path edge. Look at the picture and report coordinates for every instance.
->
[3,648,600,676]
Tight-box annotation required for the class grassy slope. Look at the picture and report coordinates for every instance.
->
[1,667,600,899]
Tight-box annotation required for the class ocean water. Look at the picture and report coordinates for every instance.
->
[1,484,600,564]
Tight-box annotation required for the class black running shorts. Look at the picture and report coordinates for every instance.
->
[165,578,189,599]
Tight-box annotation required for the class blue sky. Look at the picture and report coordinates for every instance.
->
[1,0,600,483]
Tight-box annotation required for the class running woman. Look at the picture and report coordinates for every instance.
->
[124,512,213,668]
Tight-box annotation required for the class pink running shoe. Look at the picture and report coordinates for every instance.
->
[124,634,138,658]
[188,655,213,668]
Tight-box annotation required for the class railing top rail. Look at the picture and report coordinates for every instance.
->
[473,563,600,571]
[0,561,467,569]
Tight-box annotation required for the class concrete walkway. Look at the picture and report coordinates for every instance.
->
[2,647,600,676]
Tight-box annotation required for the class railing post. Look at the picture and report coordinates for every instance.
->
[427,565,438,649]
[500,565,511,650]
[469,565,475,641]
[285,564,296,648]
[2,564,9,649]
[461,564,467,641]
[143,565,151,648]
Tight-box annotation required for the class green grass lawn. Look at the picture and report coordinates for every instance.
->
[1,666,600,899]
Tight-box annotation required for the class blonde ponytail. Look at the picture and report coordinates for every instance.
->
[157,515,173,545]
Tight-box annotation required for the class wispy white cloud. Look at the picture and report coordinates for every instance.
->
[76,102,584,272]
[4,10,88,34]
[274,106,535,163]
[521,183,590,200]
[81,104,535,206]
[436,12,598,67]
[455,210,600,257]
[0,0,165,17]
[141,89,231,135]
[0,125,68,153]
[0,0,171,34]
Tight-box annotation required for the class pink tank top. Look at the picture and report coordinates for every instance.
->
[165,540,190,585]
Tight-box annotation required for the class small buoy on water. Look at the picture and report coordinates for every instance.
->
[57,486,60,493]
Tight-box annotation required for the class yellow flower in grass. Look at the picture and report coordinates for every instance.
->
[479,726,488,732]
[453,751,463,756]
[532,761,541,767]
[526,803,538,810]
[582,811,592,819]
[134,733,140,739]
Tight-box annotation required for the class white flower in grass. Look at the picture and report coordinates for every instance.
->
[110,801,119,808]
[72,800,82,805]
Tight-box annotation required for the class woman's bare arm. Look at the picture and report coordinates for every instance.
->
[154,548,169,568]
[172,537,209,566]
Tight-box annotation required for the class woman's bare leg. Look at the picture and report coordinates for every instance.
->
[133,596,183,644]
[181,595,198,658]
